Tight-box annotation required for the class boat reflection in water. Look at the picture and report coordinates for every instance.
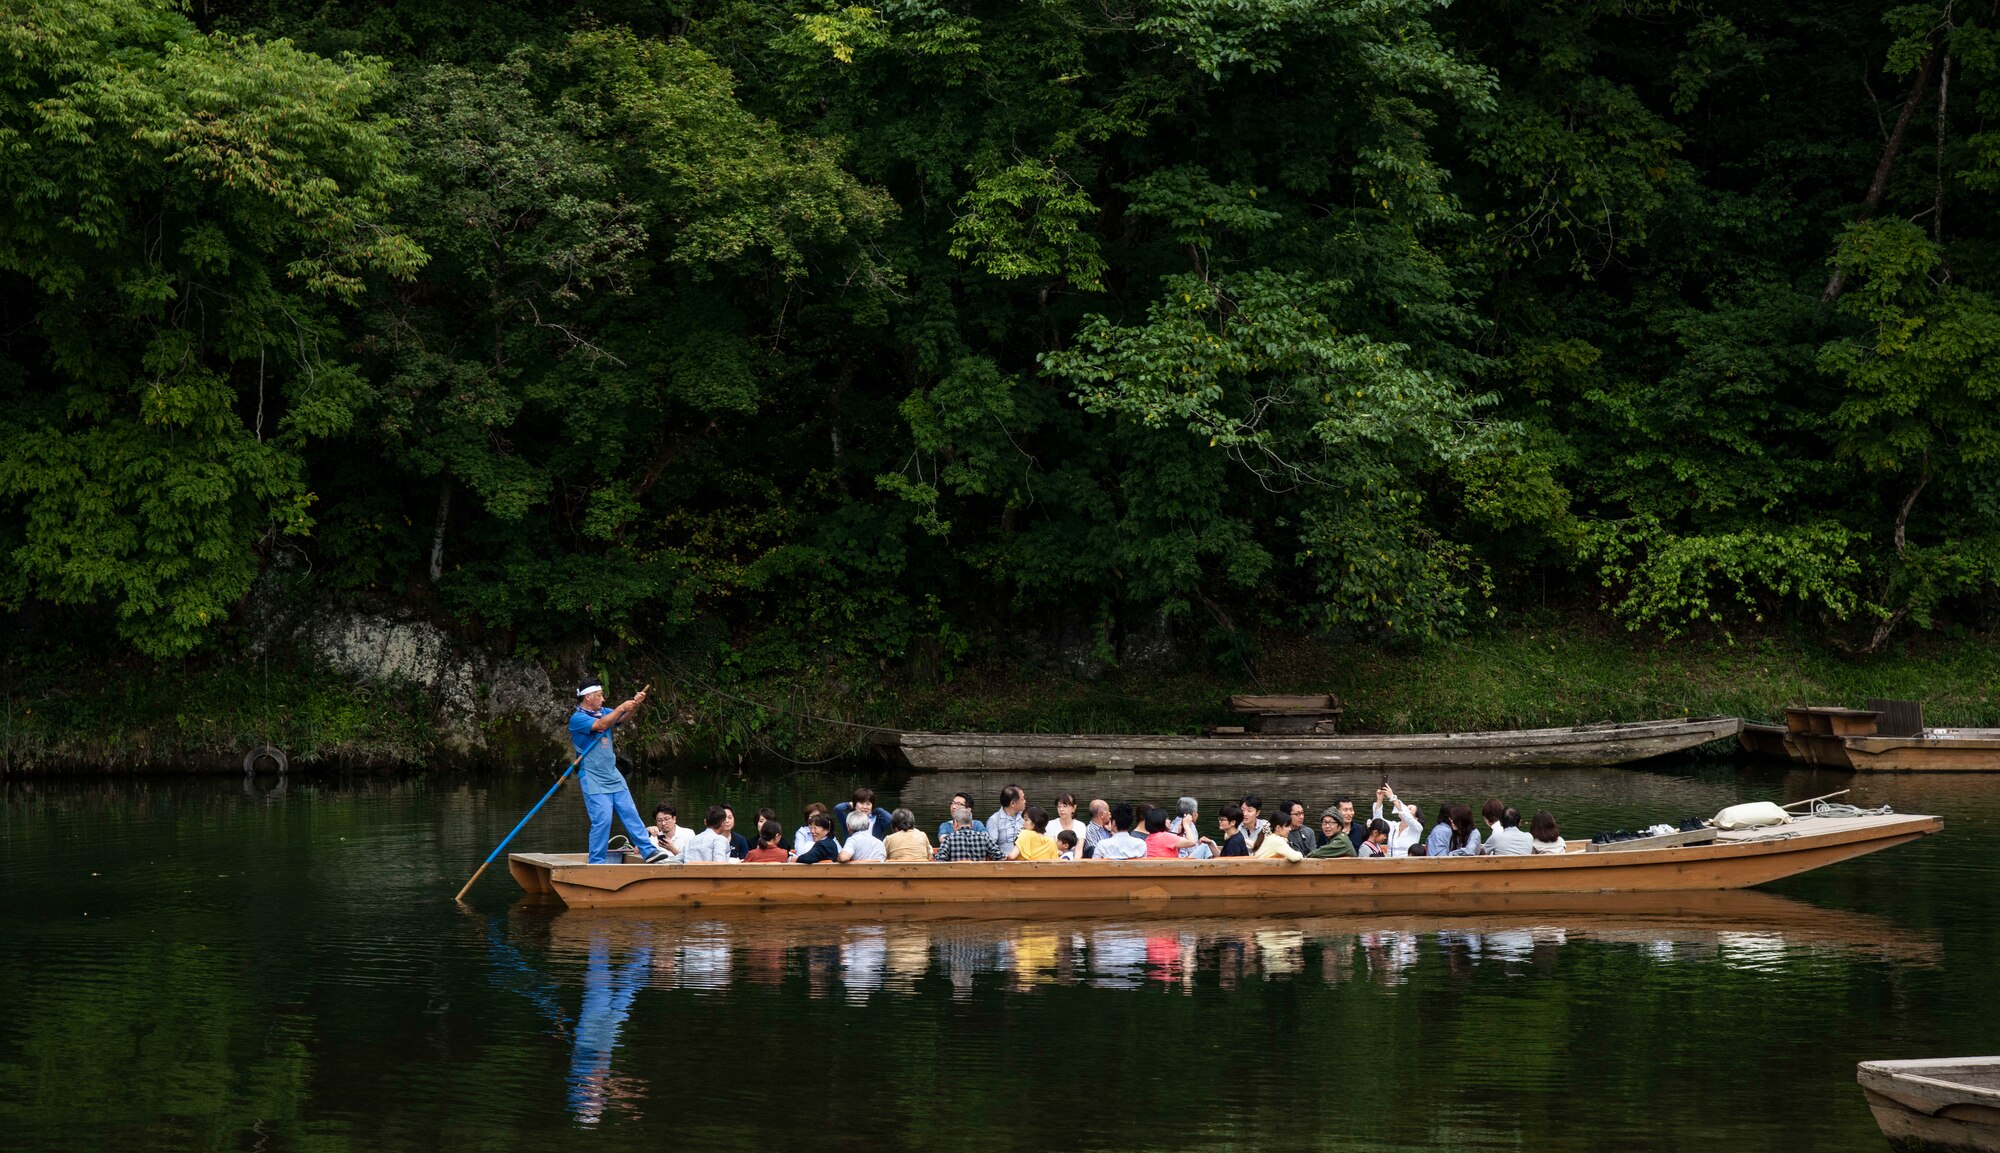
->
[492,890,1935,1124]
[515,887,1934,991]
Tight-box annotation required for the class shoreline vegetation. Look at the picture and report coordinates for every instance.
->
[8,619,2000,774]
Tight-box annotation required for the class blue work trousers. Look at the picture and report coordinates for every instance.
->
[584,787,656,864]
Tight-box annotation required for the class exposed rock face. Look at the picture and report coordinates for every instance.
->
[1119,609,1179,672]
[304,612,566,752]
[241,576,568,756]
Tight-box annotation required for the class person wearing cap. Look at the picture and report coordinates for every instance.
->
[569,678,667,864]
[1309,807,1356,858]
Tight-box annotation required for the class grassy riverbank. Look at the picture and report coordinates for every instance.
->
[8,619,2000,771]
[864,623,2000,740]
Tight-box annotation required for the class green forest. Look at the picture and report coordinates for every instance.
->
[6,0,2000,748]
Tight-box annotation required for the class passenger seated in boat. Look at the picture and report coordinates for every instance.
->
[1143,807,1198,858]
[838,810,886,862]
[1013,806,1061,860]
[1478,798,1505,852]
[1055,830,1079,860]
[1485,808,1534,856]
[1357,818,1392,857]
[721,805,749,859]
[1443,804,1483,856]
[1170,797,1218,858]
[1048,793,1090,850]
[1336,796,1364,851]
[1248,816,1305,861]
[649,803,691,858]
[1316,806,1344,852]
[1239,795,1271,845]
[1083,799,1114,858]
[744,821,790,862]
[988,785,1029,856]
[1425,806,1455,858]
[833,787,893,843]
[882,808,933,861]
[793,813,841,864]
[938,804,1003,861]
[684,805,738,863]
[1283,801,1318,854]
[1530,810,1566,855]
[795,803,829,856]
[1216,804,1249,857]
[1309,808,1356,858]
[1372,786,1424,856]
[937,792,989,844]
[1094,804,1150,860]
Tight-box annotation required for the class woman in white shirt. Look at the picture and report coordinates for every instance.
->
[1047,793,1091,850]
[1371,786,1424,857]
[1529,810,1567,855]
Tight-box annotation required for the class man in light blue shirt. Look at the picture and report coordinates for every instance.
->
[569,678,668,864]
[987,785,1027,854]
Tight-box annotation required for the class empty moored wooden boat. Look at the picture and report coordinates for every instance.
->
[1858,1057,2000,1153]
[1843,730,2000,772]
[507,810,1939,909]
[1738,720,1795,760]
[1763,700,2000,772]
[869,715,1743,772]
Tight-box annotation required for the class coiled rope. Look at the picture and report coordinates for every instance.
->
[1798,799,1894,819]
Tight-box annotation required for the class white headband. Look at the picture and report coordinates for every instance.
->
[577,682,604,697]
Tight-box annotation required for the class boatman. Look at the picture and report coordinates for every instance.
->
[570,678,669,864]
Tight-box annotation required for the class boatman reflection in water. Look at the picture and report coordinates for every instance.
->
[569,931,651,1124]
[570,678,665,864]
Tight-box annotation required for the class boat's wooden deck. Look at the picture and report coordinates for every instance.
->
[1713,811,1916,841]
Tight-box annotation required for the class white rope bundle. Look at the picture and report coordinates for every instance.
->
[1801,800,1894,818]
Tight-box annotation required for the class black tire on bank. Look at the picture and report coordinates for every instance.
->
[244,745,289,775]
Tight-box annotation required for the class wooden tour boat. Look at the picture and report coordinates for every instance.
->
[1858,1057,2000,1153]
[870,715,1744,773]
[1746,700,2000,772]
[507,810,1939,909]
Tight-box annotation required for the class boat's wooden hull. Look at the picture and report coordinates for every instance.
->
[1845,731,2000,772]
[872,716,1744,772]
[1859,1058,2000,1153]
[1738,721,1796,760]
[507,811,1939,909]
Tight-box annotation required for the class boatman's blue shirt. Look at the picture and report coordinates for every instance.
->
[569,707,626,795]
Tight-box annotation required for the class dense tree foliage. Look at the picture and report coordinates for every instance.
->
[6,0,2000,673]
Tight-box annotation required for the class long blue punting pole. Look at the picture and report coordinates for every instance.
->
[453,684,648,902]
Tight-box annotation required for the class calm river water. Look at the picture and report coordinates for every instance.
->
[2,761,1995,1152]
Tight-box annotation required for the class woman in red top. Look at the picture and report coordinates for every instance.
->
[744,820,791,862]
[1142,807,1197,858]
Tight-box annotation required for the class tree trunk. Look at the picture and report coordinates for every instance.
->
[1823,46,1940,302]
[1933,51,1953,278]
[1893,462,1929,554]
[429,476,452,583]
